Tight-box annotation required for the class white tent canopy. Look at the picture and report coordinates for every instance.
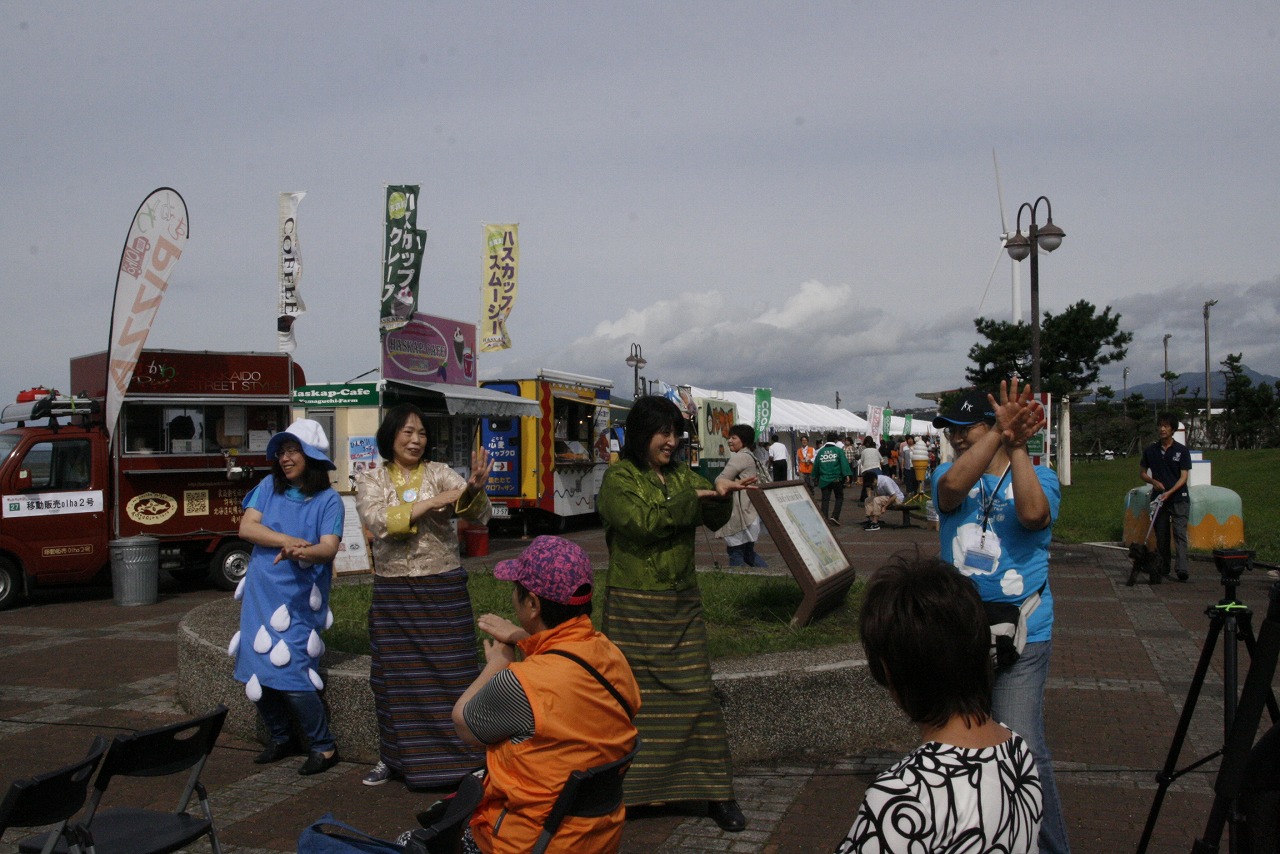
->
[687,386,869,435]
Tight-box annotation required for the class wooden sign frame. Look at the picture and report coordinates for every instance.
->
[748,480,857,626]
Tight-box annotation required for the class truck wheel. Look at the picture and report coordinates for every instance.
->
[0,557,22,611]
[209,541,251,591]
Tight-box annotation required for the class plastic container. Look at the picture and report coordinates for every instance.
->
[109,536,160,606]
[462,526,490,558]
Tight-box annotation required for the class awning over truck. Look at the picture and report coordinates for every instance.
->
[386,380,541,418]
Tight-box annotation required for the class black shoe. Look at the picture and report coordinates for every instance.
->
[828,516,841,526]
[254,739,301,764]
[866,523,881,531]
[299,750,340,776]
[1176,571,1189,582]
[708,799,746,832]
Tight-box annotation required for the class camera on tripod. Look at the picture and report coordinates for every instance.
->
[1214,548,1256,583]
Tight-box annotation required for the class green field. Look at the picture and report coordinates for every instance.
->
[1057,447,1278,564]
[326,569,861,661]
[324,448,1275,661]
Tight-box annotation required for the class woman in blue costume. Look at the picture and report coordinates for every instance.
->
[231,419,345,776]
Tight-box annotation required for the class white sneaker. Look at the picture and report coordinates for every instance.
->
[362,760,393,786]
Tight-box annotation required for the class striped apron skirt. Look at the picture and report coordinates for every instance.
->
[602,586,735,805]
[369,569,484,788]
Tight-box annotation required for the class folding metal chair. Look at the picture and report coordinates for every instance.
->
[531,743,639,854]
[23,706,229,854]
[1,737,108,854]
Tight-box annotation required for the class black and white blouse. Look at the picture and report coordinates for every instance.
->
[836,732,1042,853]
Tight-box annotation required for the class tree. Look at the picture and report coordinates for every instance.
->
[1219,353,1280,448]
[966,301,1133,397]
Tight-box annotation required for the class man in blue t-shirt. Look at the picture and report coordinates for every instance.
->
[1139,413,1192,582]
[932,381,1069,854]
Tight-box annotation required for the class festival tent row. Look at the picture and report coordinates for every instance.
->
[683,386,941,438]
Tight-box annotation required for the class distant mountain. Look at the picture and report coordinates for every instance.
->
[1125,364,1280,401]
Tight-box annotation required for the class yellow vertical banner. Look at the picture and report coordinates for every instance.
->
[480,224,518,352]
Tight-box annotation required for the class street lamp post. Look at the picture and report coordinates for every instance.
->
[625,343,647,401]
[1163,334,1172,409]
[1004,196,1065,396]
[1204,299,1218,444]
[1123,366,1129,399]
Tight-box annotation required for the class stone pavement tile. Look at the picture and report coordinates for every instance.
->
[768,767,870,853]
[1048,684,1186,770]
[1062,780,1213,854]
[3,636,178,690]
[1053,629,1154,681]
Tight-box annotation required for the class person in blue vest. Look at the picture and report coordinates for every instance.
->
[931,380,1069,854]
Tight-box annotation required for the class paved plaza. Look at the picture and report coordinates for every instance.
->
[1,514,1275,853]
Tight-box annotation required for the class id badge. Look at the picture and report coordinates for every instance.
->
[961,540,999,575]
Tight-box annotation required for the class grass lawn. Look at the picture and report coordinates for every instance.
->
[325,569,862,662]
[325,447,1274,661]
[1057,447,1278,564]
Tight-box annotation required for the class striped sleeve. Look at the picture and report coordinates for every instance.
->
[462,669,535,745]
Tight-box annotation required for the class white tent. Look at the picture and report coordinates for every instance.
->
[686,386,869,435]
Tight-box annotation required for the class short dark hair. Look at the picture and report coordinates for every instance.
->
[514,580,592,628]
[622,396,683,468]
[1157,412,1180,431]
[862,436,876,448]
[728,423,756,447]
[862,470,879,487]
[270,443,333,496]
[825,431,839,443]
[376,403,428,461]
[860,551,993,729]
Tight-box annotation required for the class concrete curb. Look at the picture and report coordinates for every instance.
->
[178,598,915,764]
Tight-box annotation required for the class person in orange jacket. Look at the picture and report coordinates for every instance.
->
[453,536,641,853]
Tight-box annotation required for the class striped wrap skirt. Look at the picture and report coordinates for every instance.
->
[368,569,484,788]
[602,586,735,805]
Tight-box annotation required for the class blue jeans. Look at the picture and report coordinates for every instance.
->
[256,686,336,754]
[993,639,1070,854]
[1155,498,1190,578]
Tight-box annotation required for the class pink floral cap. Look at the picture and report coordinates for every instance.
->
[493,535,594,605]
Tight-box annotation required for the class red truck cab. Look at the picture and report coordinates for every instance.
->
[0,349,302,609]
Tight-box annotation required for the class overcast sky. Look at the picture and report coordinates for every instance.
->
[4,2,1278,415]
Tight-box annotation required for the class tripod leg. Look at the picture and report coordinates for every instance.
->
[1196,602,1280,852]
[1138,615,1224,854]
[1237,612,1280,725]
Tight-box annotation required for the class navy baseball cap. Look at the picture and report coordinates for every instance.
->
[932,390,996,429]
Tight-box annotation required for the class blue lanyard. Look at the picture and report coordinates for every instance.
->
[978,465,1011,534]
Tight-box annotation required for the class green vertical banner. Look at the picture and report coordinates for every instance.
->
[380,184,426,331]
[754,388,772,438]
[882,408,893,439]
[903,413,913,435]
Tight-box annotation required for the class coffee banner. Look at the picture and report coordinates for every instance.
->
[277,191,305,353]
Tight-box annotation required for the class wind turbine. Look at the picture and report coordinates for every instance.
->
[978,149,1022,323]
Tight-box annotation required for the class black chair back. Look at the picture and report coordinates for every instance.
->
[533,743,638,853]
[94,705,227,788]
[407,772,486,854]
[0,737,107,832]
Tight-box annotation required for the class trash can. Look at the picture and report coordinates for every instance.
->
[462,526,490,558]
[109,536,160,606]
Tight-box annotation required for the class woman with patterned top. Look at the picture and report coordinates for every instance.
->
[354,403,493,789]
[836,552,1042,853]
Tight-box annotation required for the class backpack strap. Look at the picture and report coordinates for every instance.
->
[544,649,635,720]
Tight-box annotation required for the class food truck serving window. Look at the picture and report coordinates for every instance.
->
[123,404,285,455]
[552,395,604,463]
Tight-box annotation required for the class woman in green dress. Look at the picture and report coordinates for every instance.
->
[596,395,753,833]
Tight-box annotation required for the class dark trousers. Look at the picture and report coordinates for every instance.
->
[772,460,787,482]
[256,685,336,754]
[820,482,844,521]
[1154,497,1190,578]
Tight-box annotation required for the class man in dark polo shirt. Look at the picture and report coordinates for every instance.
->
[1140,413,1192,581]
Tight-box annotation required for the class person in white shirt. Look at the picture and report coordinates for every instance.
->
[861,472,903,531]
[767,434,789,482]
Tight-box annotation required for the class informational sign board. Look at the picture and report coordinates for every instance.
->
[748,483,856,626]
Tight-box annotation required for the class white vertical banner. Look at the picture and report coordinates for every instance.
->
[866,405,884,438]
[106,188,189,438]
[277,191,305,353]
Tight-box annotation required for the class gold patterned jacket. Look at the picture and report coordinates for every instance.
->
[354,463,492,578]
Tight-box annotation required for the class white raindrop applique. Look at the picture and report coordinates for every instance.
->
[270,639,291,667]
[270,604,291,632]
[253,625,272,654]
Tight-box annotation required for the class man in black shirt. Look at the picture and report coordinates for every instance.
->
[1139,413,1192,581]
